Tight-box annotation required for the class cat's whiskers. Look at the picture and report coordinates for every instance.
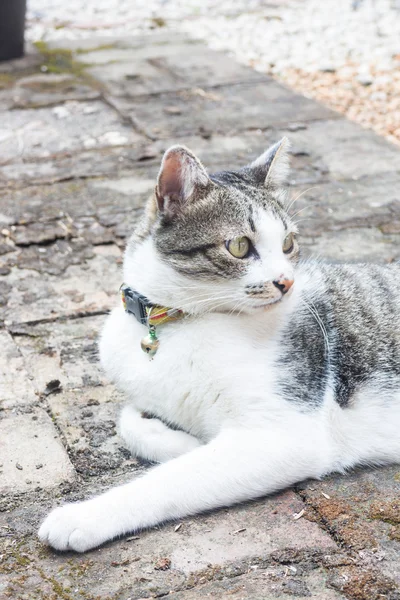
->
[183,293,245,314]
[290,205,312,220]
[147,287,237,307]
[299,297,330,357]
[286,187,317,214]
[227,296,249,317]
[291,218,310,228]
[184,293,242,306]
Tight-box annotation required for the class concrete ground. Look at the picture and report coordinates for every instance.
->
[0,33,400,600]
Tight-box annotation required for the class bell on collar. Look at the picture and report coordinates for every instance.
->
[141,326,159,359]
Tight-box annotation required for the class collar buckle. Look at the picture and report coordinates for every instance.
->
[120,284,152,325]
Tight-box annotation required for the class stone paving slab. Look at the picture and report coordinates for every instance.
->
[298,467,400,598]
[0,101,141,164]
[1,491,342,599]
[1,31,400,600]
[47,384,135,479]
[87,43,265,97]
[13,315,107,392]
[0,409,75,495]
[294,173,400,263]
[0,330,37,409]
[1,73,101,112]
[0,172,152,227]
[275,118,400,182]
[0,144,157,189]
[296,173,400,236]
[111,81,338,140]
[167,569,346,599]
[1,247,121,325]
[301,226,400,264]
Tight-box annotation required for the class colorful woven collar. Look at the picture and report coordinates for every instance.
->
[120,283,184,327]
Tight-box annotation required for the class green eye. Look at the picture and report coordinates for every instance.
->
[283,232,295,254]
[226,236,250,259]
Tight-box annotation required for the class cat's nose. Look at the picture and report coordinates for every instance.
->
[272,277,294,294]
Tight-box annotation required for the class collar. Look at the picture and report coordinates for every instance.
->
[120,284,184,327]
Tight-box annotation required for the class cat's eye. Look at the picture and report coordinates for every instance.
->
[226,236,250,259]
[283,233,295,254]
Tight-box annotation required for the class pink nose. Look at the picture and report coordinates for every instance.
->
[273,277,294,294]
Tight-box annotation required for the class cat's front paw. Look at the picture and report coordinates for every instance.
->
[39,502,108,552]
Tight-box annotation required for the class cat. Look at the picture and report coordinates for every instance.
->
[39,138,400,552]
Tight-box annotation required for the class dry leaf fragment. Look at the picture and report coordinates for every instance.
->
[191,87,222,101]
[111,558,130,567]
[164,106,182,115]
[154,557,171,571]
[293,509,305,520]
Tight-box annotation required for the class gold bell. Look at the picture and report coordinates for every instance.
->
[140,327,159,358]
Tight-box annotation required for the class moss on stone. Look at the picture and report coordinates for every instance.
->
[0,540,32,574]
[75,44,117,55]
[0,73,18,90]
[33,42,90,77]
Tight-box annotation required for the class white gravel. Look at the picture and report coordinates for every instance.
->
[26,0,400,73]
[26,0,400,144]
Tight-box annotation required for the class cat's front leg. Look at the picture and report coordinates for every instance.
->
[39,419,333,553]
[119,405,201,462]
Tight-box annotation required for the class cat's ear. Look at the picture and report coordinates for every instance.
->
[246,137,290,187]
[156,145,210,217]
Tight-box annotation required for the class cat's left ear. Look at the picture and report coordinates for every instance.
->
[245,137,290,187]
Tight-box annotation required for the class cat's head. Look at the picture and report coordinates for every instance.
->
[124,138,300,315]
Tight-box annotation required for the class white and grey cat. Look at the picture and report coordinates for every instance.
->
[39,138,400,552]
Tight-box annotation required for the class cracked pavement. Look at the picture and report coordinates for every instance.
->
[1,32,400,600]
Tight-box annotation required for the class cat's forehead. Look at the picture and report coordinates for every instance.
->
[206,171,289,226]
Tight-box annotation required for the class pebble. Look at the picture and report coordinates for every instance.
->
[81,409,94,418]
[87,398,100,406]
[357,74,374,86]
[52,106,70,119]
[370,91,387,101]
[287,123,307,132]
[318,65,336,73]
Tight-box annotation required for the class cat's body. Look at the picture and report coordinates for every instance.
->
[101,261,400,448]
[39,140,400,553]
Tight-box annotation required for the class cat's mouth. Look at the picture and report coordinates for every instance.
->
[249,297,283,310]
[248,284,294,310]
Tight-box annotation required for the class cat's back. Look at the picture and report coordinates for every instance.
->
[321,261,400,341]
[286,261,400,408]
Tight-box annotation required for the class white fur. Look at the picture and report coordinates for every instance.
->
[39,212,400,553]
[118,405,201,462]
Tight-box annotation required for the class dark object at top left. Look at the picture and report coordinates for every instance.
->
[0,0,27,62]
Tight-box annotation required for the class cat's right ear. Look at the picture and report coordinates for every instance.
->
[245,137,290,188]
[155,146,210,218]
